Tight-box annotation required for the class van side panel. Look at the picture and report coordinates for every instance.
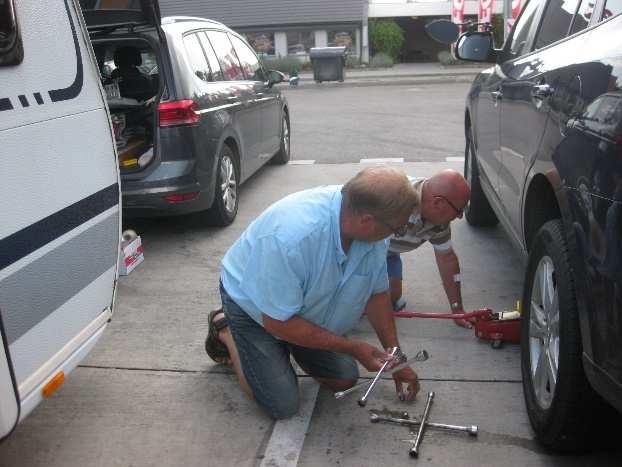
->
[0,0,120,418]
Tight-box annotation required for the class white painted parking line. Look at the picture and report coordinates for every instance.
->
[289,160,316,165]
[260,379,319,467]
[445,157,465,162]
[360,158,404,164]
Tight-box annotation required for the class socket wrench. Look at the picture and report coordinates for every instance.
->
[358,347,402,407]
[369,413,478,436]
[410,391,434,458]
[334,350,428,400]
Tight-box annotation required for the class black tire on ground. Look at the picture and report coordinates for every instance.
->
[464,127,498,227]
[520,219,601,452]
[270,113,291,165]
[206,145,239,226]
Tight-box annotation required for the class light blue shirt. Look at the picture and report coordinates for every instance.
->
[221,185,389,336]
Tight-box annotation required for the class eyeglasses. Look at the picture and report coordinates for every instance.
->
[376,217,409,237]
[434,195,464,217]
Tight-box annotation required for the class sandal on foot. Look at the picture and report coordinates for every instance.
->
[205,308,229,363]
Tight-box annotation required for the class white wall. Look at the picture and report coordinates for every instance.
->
[314,30,328,48]
[275,31,287,57]
[369,0,503,17]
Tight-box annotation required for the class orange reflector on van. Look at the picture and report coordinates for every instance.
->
[42,372,65,398]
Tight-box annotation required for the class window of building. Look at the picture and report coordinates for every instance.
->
[286,31,314,55]
[534,0,579,49]
[198,32,224,81]
[229,34,266,82]
[244,32,275,57]
[509,0,543,56]
[602,0,622,20]
[0,0,23,66]
[328,29,357,55]
[183,33,211,82]
[205,30,245,81]
[569,0,597,34]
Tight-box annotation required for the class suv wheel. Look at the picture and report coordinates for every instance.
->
[464,127,498,227]
[207,145,239,226]
[270,113,290,165]
[521,219,600,452]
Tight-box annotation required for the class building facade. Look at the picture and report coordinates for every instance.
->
[159,0,503,63]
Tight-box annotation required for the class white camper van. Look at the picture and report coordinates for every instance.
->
[0,0,120,440]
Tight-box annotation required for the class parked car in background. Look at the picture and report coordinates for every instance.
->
[427,0,622,453]
[79,1,291,225]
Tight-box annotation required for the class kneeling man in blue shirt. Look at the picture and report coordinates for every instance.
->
[206,166,420,419]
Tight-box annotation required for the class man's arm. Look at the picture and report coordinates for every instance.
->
[434,247,464,312]
[262,313,387,371]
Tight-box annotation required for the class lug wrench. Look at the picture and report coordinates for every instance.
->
[369,413,478,436]
[334,350,428,400]
[358,347,402,407]
[410,391,434,458]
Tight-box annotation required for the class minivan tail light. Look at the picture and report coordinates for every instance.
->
[158,100,199,127]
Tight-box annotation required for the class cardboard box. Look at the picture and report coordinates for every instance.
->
[119,235,144,276]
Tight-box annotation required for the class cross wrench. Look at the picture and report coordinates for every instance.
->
[410,391,434,458]
[334,350,428,400]
[358,347,402,407]
[369,413,478,436]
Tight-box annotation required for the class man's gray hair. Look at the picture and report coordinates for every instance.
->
[341,166,418,220]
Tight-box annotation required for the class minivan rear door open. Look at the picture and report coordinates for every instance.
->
[79,0,161,31]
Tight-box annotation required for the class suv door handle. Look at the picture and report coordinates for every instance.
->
[532,84,554,99]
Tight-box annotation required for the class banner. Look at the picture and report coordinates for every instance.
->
[507,0,522,34]
[478,0,495,30]
[452,0,465,32]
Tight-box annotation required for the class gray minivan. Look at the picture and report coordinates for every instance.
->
[80,1,291,225]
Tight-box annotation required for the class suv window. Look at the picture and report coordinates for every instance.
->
[0,0,23,66]
[534,0,579,49]
[229,34,266,82]
[510,0,543,56]
[183,33,211,82]
[198,32,224,81]
[602,0,622,20]
[569,0,597,34]
[205,30,244,81]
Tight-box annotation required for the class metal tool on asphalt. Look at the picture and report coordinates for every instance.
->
[409,391,434,458]
[334,350,429,400]
[358,347,403,407]
[390,306,522,349]
[369,412,478,436]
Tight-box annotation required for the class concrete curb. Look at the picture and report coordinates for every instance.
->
[280,73,477,89]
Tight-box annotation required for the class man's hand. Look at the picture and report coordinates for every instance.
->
[350,340,389,372]
[393,366,420,401]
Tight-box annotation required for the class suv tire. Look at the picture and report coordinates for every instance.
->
[521,219,600,452]
[464,127,498,227]
[270,113,290,165]
[207,145,239,226]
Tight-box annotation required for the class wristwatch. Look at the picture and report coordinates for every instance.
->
[450,302,462,311]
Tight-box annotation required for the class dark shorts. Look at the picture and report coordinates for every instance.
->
[386,252,403,280]
[219,283,359,419]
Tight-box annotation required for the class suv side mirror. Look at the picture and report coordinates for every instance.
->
[455,32,496,63]
[267,69,285,87]
[425,19,460,45]
[0,0,24,67]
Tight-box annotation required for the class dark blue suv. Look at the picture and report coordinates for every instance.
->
[80,1,290,225]
[428,0,622,452]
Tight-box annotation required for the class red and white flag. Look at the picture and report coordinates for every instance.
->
[507,0,522,33]
[452,0,465,33]
[478,0,495,31]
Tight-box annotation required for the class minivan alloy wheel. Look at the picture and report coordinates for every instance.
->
[220,154,237,215]
[282,117,290,156]
[528,255,560,410]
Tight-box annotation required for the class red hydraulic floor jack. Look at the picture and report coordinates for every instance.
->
[392,307,521,348]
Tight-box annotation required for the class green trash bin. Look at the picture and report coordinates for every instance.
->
[309,46,347,83]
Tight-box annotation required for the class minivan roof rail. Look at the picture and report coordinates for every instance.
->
[161,16,225,27]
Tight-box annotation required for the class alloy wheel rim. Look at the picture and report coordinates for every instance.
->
[529,255,560,409]
[220,155,237,215]
[283,118,290,156]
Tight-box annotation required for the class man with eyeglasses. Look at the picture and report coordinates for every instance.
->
[387,169,472,328]
[205,167,421,419]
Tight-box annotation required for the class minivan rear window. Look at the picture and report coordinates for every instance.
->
[0,0,24,66]
[205,30,244,81]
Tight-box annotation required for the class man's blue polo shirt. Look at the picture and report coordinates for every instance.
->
[220,185,389,336]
